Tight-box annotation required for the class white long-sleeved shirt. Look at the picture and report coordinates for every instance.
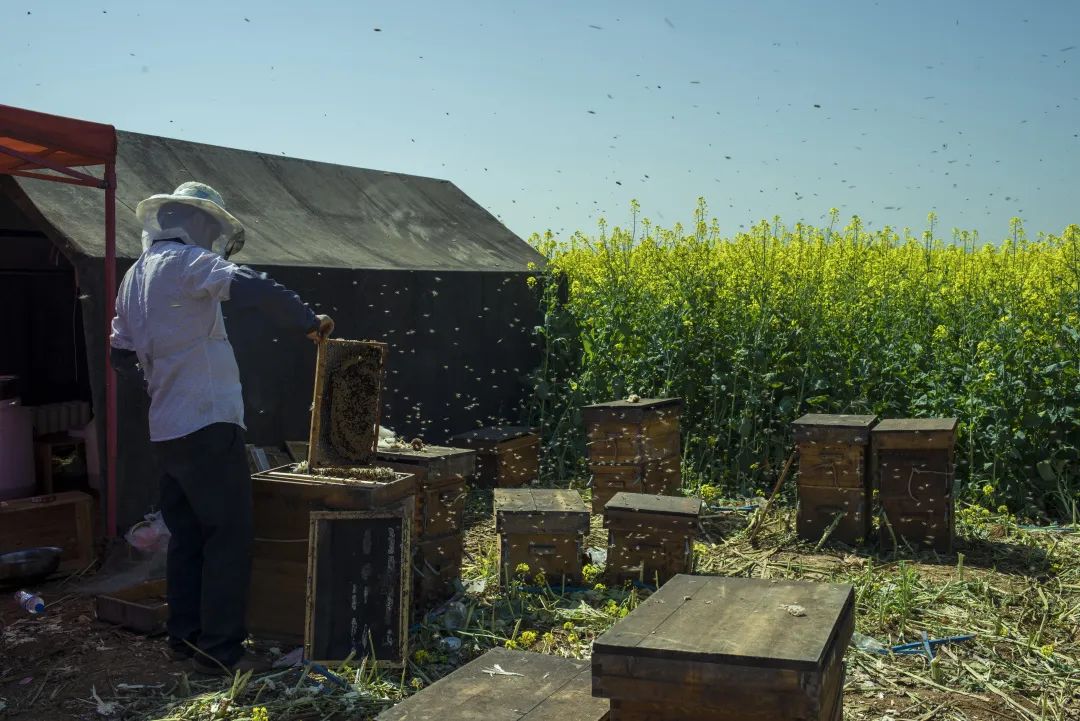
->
[110,229,246,441]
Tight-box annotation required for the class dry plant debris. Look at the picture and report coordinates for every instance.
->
[1,495,1075,721]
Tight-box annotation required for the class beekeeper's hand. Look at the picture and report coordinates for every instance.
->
[307,314,335,343]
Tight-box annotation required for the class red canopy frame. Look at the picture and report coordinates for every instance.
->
[0,104,119,537]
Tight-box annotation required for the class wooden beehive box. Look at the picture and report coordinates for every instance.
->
[585,398,682,514]
[604,492,700,585]
[583,398,682,465]
[592,575,854,721]
[495,488,590,582]
[793,414,877,546]
[0,491,94,573]
[377,445,475,541]
[308,339,388,468]
[377,647,610,721]
[247,465,415,643]
[449,426,539,488]
[589,457,680,515]
[873,418,958,553]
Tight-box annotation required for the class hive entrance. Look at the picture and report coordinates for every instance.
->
[307,339,388,468]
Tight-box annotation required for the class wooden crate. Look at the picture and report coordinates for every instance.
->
[793,414,877,545]
[377,445,475,540]
[377,647,610,721]
[449,426,539,488]
[248,465,415,643]
[94,578,168,635]
[0,491,94,573]
[873,418,958,553]
[589,456,680,515]
[583,398,682,466]
[604,492,700,585]
[305,507,412,667]
[413,532,464,612]
[495,488,590,582]
[308,339,388,468]
[592,575,854,721]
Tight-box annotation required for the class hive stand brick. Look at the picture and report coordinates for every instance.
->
[495,488,590,582]
[376,647,609,721]
[603,492,701,584]
[873,418,958,553]
[449,426,539,488]
[793,414,877,546]
[0,491,94,573]
[592,575,854,721]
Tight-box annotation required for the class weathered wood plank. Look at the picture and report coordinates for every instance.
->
[594,575,853,671]
[376,648,608,721]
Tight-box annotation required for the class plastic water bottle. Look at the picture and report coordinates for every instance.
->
[851,631,887,654]
[14,590,44,614]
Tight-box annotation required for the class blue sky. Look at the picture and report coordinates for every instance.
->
[5,0,1079,242]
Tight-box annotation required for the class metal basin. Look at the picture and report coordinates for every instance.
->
[0,547,63,587]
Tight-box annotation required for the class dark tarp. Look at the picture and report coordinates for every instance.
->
[1,131,544,530]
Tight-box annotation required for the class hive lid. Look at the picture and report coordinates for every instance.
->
[376,647,605,720]
[605,492,701,518]
[593,574,854,671]
[792,414,877,429]
[449,425,536,449]
[494,488,588,515]
[873,418,958,434]
[583,397,682,423]
[584,397,682,411]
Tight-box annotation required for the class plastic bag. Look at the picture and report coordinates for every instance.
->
[125,511,171,553]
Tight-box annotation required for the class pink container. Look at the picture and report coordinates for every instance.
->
[0,397,36,500]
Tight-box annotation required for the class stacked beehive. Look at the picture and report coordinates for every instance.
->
[592,575,854,721]
[377,444,475,612]
[247,339,415,661]
[584,398,682,515]
[604,492,701,585]
[873,418,958,553]
[792,414,877,546]
[494,488,590,584]
[449,426,539,488]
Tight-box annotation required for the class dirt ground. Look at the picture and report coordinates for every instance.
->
[0,590,183,721]
[2,495,1076,721]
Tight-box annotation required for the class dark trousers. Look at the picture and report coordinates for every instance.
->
[154,422,253,665]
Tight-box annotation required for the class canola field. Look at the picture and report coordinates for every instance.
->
[528,202,1080,519]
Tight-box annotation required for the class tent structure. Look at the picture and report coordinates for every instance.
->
[0,104,120,536]
[1,117,545,531]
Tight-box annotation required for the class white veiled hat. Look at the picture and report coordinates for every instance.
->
[135,181,244,249]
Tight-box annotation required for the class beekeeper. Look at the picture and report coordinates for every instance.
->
[109,182,333,674]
